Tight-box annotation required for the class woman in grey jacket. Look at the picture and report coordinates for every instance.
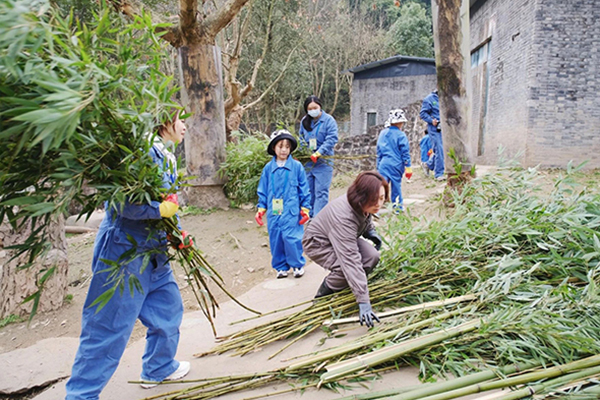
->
[302,171,388,328]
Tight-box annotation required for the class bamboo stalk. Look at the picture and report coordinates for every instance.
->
[378,360,541,400]
[322,295,477,326]
[490,368,600,400]
[320,319,482,384]
[409,354,600,400]
[287,307,472,372]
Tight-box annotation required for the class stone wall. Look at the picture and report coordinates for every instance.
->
[350,74,437,137]
[528,0,600,167]
[334,101,429,173]
[0,216,68,318]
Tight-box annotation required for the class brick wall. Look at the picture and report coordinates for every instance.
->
[335,102,428,173]
[470,0,536,165]
[471,0,600,168]
[528,0,600,167]
[350,74,437,137]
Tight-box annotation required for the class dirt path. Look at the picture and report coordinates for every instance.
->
[0,169,445,354]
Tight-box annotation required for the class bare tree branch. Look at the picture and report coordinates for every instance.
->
[204,0,253,39]
[102,0,183,47]
[242,46,297,111]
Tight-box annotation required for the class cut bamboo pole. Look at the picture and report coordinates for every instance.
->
[320,318,482,384]
[322,295,477,326]
[406,354,600,400]
[490,368,600,400]
[376,360,540,400]
[287,306,472,372]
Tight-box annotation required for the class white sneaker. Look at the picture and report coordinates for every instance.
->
[276,270,288,279]
[436,176,445,181]
[293,267,305,278]
[140,361,191,389]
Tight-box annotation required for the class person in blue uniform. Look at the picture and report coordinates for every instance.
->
[256,129,311,279]
[420,89,445,180]
[299,95,339,216]
[66,113,192,400]
[376,109,412,211]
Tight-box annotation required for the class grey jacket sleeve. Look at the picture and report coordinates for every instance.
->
[327,216,370,304]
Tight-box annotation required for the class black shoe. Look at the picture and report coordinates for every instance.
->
[314,280,335,298]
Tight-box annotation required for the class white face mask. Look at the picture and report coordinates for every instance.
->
[307,109,321,118]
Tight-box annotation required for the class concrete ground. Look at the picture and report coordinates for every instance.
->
[19,264,425,400]
[2,168,504,400]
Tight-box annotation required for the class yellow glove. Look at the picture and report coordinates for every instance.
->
[405,167,413,180]
[159,194,179,218]
[310,152,321,163]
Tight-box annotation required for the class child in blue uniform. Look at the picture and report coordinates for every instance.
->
[376,109,412,211]
[256,130,312,278]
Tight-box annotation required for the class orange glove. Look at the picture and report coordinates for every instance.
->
[178,231,194,249]
[310,152,321,163]
[159,193,179,218]
[405,167,413,180]
[427,149,433,157]
[299,208,310,225]
[255,209,266,226]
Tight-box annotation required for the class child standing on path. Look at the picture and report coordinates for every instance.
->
[376,109,412,211]
[256,130,311,279]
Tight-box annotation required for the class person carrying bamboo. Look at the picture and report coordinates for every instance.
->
[66,112,193,400]
[255,129,312,279]
[302,171,388,328]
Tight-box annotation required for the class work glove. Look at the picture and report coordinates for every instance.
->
[427,149,433,157]
[255,208,266,226]
[358,302,380,328]
[299,207,310,225]
[159,193,179,218]
[168,230,194,250]
[178,231,194,249]
[310,152,321,163]
[362,229,382,251]
[405,167,413,180]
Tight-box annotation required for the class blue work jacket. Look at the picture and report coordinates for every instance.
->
[299,111,339,158]
[257,156,311,226]
[376,126,411,174]
[420,91,441,132]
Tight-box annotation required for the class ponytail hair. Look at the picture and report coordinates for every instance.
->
[302,95,323,132]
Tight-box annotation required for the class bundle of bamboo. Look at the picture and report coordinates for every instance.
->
[145,165,600,398]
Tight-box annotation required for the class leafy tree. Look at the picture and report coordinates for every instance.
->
[386,1,433,57]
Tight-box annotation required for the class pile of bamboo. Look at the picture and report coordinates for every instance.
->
[142,166,600,399]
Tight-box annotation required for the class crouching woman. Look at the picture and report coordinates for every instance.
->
[302,171,388,328]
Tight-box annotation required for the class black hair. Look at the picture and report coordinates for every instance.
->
[302,95,323,132]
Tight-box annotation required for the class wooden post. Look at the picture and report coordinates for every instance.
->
[432,0,473,173]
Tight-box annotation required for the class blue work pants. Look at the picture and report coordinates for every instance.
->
[305,161,333,216]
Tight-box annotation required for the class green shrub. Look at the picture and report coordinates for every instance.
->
[219,132,271,206]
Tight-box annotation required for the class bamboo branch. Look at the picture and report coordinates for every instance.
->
[322,295,477,327]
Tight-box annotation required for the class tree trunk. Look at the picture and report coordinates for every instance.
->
[432,0,473,172]
[0,216,68,319]
[226,104,244,135]
[178,44,229,208]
